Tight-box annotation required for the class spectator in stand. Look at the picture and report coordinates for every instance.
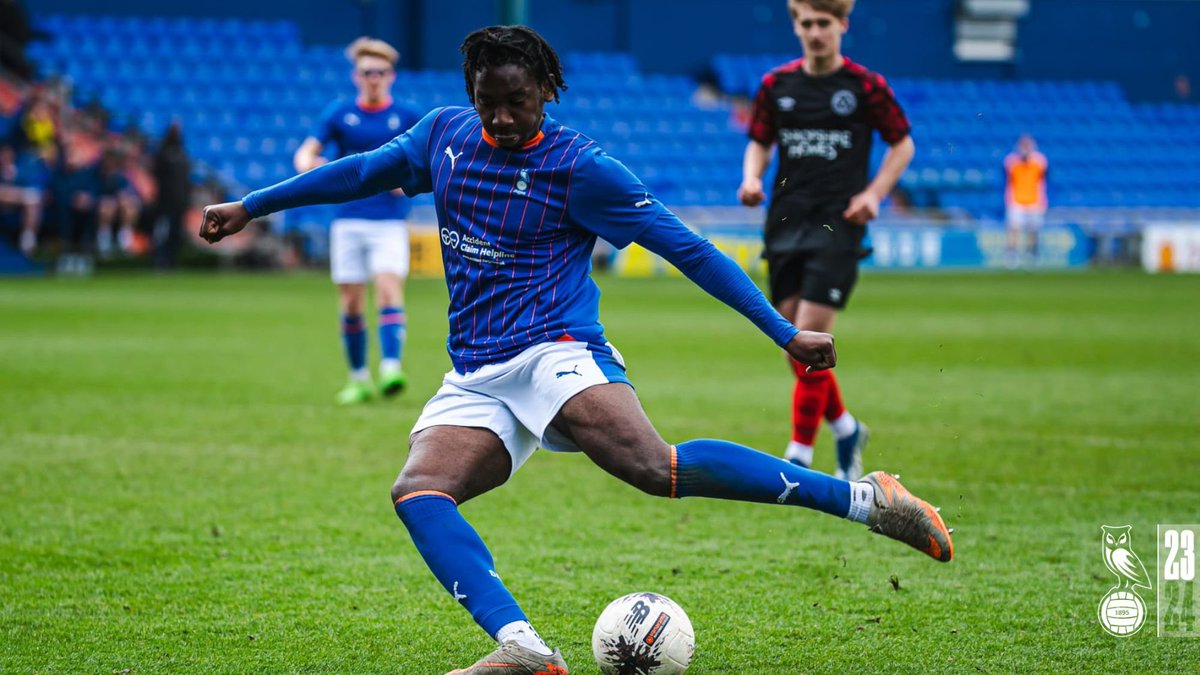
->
[7,86,63,256]
[0,143,47,254]
[1003,134,1049,268]
[151,122,192,269]
[95,149,141,257]
[46,142,100,271]
[3,76,166,266]
[9,85,59,158]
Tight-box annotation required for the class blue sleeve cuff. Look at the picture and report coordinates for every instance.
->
[242,192,266,219]
[777,325,801,348]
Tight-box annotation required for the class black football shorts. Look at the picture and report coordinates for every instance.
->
[766,246,863,309]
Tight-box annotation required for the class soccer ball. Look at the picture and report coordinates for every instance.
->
[592,592,695,674]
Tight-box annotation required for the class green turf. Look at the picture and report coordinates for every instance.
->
[2,270,1197,673]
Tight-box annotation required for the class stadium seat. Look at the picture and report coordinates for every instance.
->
[26,14,1200,213]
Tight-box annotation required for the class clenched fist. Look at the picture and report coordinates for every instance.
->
[784,330,837,372]
[199,202,252,244]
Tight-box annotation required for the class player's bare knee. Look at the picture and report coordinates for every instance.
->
[391,466,437,504]
[628,457,672,497]
[595,440,672,497]
[389,473,412,504]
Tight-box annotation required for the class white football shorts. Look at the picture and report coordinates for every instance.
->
[1006,204,1046,231]
[411,340,630,476]
[329,218,410,283]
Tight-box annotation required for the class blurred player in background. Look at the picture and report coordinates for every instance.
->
[293,37,423,405]
[738,0,914,480]
[1004,133,1048,267]
[202,25,952,674]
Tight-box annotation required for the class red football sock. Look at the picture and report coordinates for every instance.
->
[789,359,829,446]
[824,370,847,421]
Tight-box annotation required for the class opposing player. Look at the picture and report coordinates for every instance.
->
[1004,133,1048,267]
[293,37,424,404]
[202,26,951,674]
[738,0,915,480]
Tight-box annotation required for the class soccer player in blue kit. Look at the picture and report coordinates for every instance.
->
[294,37,424,404]
[201,26,953,674]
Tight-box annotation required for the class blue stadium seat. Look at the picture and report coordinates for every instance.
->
[25,23,1200,214]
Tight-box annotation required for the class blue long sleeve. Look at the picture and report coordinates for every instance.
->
[635,214,799,347]
[242,154,379,217]
[241,126,430,217]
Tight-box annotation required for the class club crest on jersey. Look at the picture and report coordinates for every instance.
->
[388,114,401,130]
[513,169,532,196]
[344,112,361,126]
[831,90,857,116]
[778,96,797,111]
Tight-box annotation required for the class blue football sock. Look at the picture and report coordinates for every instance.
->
[341,314,367,373]
[378,306,405,365]
[395,492,527,637]
[673,439,851,517]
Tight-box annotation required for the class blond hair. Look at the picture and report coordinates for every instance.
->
[789,0,855,20]
[345,37,399,66]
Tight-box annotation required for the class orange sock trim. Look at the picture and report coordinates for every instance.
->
[395,490,456,506]
[669,445,678,499]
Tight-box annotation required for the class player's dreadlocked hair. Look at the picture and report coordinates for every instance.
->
[459,25,567,104]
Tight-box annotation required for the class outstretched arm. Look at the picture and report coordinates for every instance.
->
[199,154,388,243]
[245,149,407,218]
[564,147,833,369]
[634,214,836,371]
[200,128,430,243]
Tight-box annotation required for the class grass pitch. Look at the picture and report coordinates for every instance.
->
[1,270,1197,673]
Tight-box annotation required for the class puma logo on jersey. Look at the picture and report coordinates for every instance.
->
[635,192,653,208]
[777,472,800,504]
[555,365,582,378]
[445,146,463,169]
